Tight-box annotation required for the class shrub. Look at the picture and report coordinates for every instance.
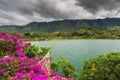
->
[24,45,51,58]
[23,45,39,58]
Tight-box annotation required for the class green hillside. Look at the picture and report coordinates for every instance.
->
[0,18,120,33]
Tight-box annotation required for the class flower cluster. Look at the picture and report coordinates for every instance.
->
[0,32,72,80]
[0,32,30,57]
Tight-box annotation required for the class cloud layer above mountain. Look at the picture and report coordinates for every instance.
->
[0,0,120,25]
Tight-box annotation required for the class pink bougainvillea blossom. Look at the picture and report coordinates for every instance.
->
[0,32,72,80]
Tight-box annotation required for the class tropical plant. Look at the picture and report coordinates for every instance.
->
[23,45,39,58]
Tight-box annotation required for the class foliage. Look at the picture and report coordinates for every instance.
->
[51,60,79,79]
[0,32,30,57]
[24,45,50,58]
[39,47,51,58]
[0,32,72,80]
[79,52,120,80]
[0,40,16,58]
[23,45,39,58]
[5,29,120,41]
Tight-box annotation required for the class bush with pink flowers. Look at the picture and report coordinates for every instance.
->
[0,32,72,80]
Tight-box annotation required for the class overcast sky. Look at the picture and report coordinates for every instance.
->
[0,0,120,25]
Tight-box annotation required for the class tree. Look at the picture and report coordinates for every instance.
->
[79,52,120,80]
[51,60,79,79]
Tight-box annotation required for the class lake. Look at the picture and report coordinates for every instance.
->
[32,40,120,72]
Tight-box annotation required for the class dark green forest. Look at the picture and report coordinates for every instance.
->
[0,18,120,33]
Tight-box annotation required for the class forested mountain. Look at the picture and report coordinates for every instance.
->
[0,18,120,33]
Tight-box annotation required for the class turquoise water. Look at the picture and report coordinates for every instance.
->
[32,40,120,72]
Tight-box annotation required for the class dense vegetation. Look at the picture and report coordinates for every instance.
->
[79,52,120,80]
[0,18,120,33]
[4,29,120,41]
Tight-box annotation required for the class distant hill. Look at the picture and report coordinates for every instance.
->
[0,18,120,33]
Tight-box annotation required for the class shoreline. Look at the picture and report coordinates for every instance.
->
[28,38,120,42]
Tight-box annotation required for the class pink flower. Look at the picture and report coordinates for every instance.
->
[0,32,73,80]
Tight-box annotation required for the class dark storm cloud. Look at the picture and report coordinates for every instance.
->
[0,0,120,25]
[0,0,80,22]
[17,0,71,19]
[0,0,73,18]
[76,0,120,13]
[34,0,70,19]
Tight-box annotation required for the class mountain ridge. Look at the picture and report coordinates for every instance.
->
[0,18,120,33]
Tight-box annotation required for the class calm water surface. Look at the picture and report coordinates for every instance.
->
[32,40,120,71]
